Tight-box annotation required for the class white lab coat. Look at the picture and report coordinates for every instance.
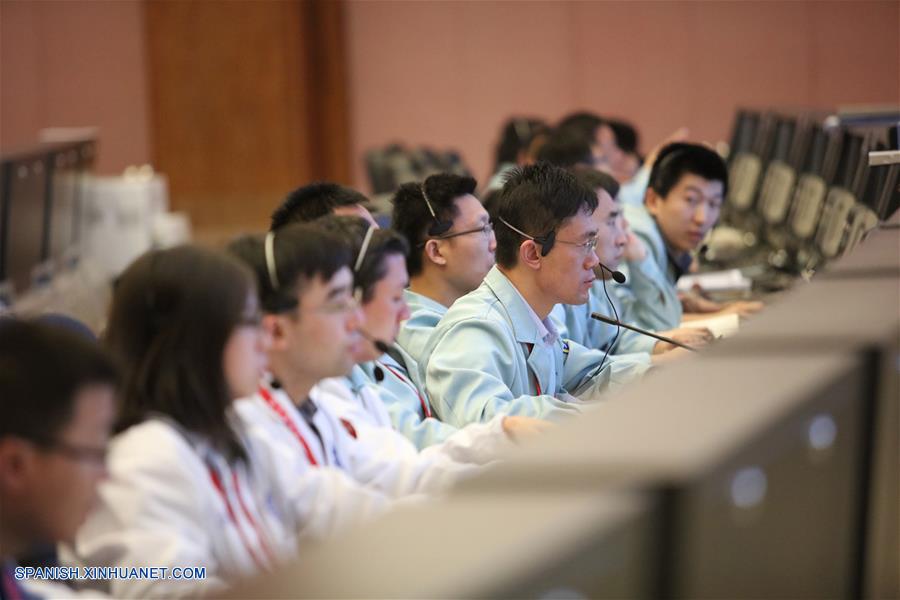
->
[236,379,479,500]
[69,417,300,598]
[316,368,513,465]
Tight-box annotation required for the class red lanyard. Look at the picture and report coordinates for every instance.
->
[523,343,542,396]
[379,361,433,418]
[207,465,275,572]
[258,386,319,466]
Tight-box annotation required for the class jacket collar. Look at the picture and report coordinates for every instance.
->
[483,266,555,346]
[403,289,448,316]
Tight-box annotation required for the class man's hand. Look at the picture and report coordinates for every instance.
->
[652,327,713,354]
[717,300,764,317]
[680,291,723,314]
[501,415,552,443]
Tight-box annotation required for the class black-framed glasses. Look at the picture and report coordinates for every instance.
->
[418,221,493,247]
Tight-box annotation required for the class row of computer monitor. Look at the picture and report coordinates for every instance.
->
[0,139,96,298]
[723,109,899,267]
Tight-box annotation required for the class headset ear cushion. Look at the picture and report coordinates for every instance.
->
[539,230,555,256]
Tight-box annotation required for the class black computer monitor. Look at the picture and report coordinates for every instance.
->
[875,163,899,219]
[833,131,866,191]
[758,117,800,225]
[800,125,830,177]
[1,155,49,293]
[728,110,760,161]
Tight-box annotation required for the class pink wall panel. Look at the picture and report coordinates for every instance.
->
[346,0,900,191]
[0,0,150,174]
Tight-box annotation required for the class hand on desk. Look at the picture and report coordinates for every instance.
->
[652,326,713,354]
[717,300,764,318]
[502,415,553,443]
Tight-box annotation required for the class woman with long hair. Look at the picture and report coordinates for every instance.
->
[71,245,293,597]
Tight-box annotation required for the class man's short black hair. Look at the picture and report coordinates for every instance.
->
[228,223,352,314]
[0,318,118,445]
[313,216,409,303]
[271,182,369,231]
[494,163,598,268]
[536,128,594,169]
[572,166,620,200]
[391,173,477,277]
[649,143,729,199]
[493,117,548,171]
[557,111,604,142]
[606,118,640,155]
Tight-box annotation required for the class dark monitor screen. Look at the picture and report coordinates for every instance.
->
[875,164,900,219]
[728,110,760,158]
[770,117,796,163]
[834,132,865,190]
[799,126,829,175]
[751,112,779,162]
[2,157,48,293]
[859,164,886,212]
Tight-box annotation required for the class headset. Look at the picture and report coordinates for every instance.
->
[421,182,454,237]
[497,216,556,256]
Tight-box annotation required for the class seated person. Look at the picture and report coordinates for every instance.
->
[271,181,378,229]
[228,224,492,497]
[0,319,117,599]
[623,143,762,332]
[72,246,335,597]
[535,126,595,169]
[550,168,712,355]
[308,216,541,454]
[391,173,496,365]
[483,117,549,213]
[421,163,652,428]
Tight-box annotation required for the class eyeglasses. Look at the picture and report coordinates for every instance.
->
[418,221,493,247]
[320,293,360,315]
[556,235,599,256]
[29,438,108,466]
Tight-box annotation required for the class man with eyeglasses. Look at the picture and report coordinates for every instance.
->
[0,319,117,599]
[420,163,652,428]
[391,174,497,366]
[550,167,713,356]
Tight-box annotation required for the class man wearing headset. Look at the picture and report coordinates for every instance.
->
[420,163,651,428]
[268,186,541,452]
[550,167,712,355]
[622,142,763,333]
[391,174,496,367]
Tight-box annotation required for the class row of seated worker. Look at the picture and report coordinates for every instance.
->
[1,125,770,597]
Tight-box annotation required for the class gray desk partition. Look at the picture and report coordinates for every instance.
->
[709,263,898,600]
[227,490,655,599]
[462,353,868,599]
[819,226,898,279]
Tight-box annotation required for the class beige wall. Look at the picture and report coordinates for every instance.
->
[3,1,897,192]
[345,0,900,190]
[0,0,150,174]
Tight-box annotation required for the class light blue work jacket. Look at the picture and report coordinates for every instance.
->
[356,347,459,451]
[618,165,651,207]
[621,203,684,332]
[420,267,651,427]
[549,279,657,355]
[397,289,447,369]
